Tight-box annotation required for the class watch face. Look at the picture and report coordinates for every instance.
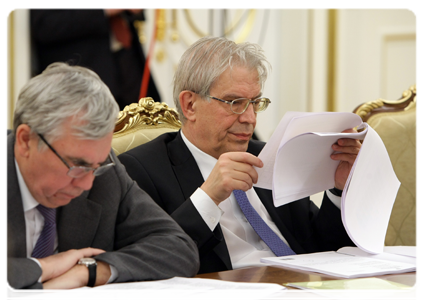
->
[79,258,96,265]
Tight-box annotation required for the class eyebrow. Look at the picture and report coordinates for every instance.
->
[221,92,263,100]
[67,155,109,168]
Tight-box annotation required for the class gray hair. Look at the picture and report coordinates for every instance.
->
[173,36,271,123]
[13,62,119,148]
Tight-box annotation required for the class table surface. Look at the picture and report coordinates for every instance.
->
[195,265,416,289]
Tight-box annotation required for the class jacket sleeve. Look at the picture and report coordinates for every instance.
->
[118,152,223,257]
[93,153,200,282]
[8,258,43,289]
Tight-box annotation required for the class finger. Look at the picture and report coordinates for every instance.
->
[331,153,357,164]
[222,152,263,168]
[332,143,361,155]
[78,247,106,258]
[341,128,358,134]
[336,138,361,147]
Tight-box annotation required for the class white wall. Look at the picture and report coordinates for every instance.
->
[8,9,416,137]
[336,9,416,113]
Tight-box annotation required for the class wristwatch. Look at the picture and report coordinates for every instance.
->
[78,257,97,287]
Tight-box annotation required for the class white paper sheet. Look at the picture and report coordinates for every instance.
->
[384,246,416,258]
[341,127,401,254]
[11,277,285,299]
[272,129,367,204]
[255,111,365,198]
[260,250,415,278]
[254,111,400,255]
[337,246,416,265]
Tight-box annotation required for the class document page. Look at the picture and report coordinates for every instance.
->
[341,127,400,254]
[337,246,416,265]
[254,111,400,254]
[255,111,366,204]
[12,277,287,300]
[384,246,416,258]
[260,251,415,278]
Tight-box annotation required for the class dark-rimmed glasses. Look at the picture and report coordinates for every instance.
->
[37,133,115,178]
[207,95,271,114]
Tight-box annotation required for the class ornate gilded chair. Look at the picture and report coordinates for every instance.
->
[112,97,181,155]
[353,85,416,246]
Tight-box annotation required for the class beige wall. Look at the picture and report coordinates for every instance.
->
[8,9,416,141]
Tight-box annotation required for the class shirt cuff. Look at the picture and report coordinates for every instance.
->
[29,257,43,283]
[190,188,223,231]
[107,264,118,283]
[33,256,117,285]
[326,189,342,209]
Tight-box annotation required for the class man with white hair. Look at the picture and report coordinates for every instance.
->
[119,37,360,274]
[8,62,199,289]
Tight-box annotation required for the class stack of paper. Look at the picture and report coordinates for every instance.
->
[13,277,287,300]
[254,111,400,254]
[260,247,415,278]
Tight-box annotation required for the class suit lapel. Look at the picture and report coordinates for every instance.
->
[56,191,103,251]
[167,131,232,270]
[7,134,27,258]
[167,132,205,200]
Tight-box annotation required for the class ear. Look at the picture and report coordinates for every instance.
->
[179,91,198,122]
[14,124,33,158]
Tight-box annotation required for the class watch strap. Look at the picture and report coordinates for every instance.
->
[87,262,96,287]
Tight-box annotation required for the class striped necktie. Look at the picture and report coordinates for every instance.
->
[32,205,56,258]
[233,190,296,256]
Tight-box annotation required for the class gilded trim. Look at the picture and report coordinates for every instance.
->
[354,85,416,120]
[327,9,337,112]
[114,97,181,136]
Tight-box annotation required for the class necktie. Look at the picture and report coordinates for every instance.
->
[32,205,56,258]
[233,190,296,256]
[110,15,132,49]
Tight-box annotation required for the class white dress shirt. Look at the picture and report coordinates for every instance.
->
[15,160,59,258]
[180,131,341,269]
[14,160,117,283]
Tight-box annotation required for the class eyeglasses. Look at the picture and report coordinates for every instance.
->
[207,95,271,114]
[37,133,115,178]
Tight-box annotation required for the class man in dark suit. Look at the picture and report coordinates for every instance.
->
[30,9,161,110]
[118,37,360,274]
[8,62,199,289]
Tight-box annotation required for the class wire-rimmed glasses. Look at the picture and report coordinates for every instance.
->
[37,133,115,178]
[207,95,271,114]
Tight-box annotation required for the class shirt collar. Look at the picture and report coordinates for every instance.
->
[15,159,39,212]
[180,130,217,181]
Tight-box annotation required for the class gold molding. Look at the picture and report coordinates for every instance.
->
[327,9,337,112]
[114,97,181,135]
[354,85,416,120]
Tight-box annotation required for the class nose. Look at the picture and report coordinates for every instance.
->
[71,171,95,191]
[238,102,257,124]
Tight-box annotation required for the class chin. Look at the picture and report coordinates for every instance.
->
[229,142,249,153]
[47,196,75,208]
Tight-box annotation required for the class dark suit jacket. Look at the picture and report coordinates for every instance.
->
[7,133,199,289]
[30,9,161,110]
[118,131,355,274]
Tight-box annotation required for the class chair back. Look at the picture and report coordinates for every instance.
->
[353,85,416,246]
[112,97,181,155]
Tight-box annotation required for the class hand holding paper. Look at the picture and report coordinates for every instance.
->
[254,111,400,254]
[331,128,362,190]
